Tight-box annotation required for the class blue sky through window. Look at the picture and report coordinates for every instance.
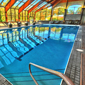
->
[0,0,2,3]
[68,5,81,12]
[68,5,81,14]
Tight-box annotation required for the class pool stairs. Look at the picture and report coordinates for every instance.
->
[1,62,75,85]
[2,69,63,85]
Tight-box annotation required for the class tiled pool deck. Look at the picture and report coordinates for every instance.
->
[0,74,12,85]
[62,26,82,85]
[81,26,85,85]
[0,25,84,85]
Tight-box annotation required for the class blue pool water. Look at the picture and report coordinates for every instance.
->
[0,24,79,85]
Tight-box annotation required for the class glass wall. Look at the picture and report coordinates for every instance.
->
[0,0,84,23]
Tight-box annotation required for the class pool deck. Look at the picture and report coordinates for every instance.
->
[0,25,26,30]
[0,74,12,85]
[62,25,84,85]
[80,26,85,85]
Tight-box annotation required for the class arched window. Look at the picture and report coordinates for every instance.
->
[52,6,65,21]
[67,5,82,14]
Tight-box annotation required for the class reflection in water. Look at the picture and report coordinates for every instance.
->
[50,27,76,42]
[0,26,77,46]
[62,34,75,42]
[0,25,78,69]
[50,27,62,40]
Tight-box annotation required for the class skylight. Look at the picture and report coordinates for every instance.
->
[0,0,2,3]
[27,0,41,10]
[33,2,47,11]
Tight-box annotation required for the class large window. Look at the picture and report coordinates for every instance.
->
[29,12,35,21]
[11,9,15,21]
[26,11,28,21]
[7,8,16,22]
[15,10,18,21]
[46,7,52,21]
[41,9,46,21]
[20,12,23,21]
[7,9,11,22]
[52,7,65,21]
[57,7,65,21]
[22,10,28,21]
[0,7,6,22]
[35,12,40,21]
[67,5,82,14]
[23,11,26,21]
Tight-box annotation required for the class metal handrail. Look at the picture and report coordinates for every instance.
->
[29,63,75,85]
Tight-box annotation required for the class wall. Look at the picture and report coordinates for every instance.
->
[81,8,85,24]
[65,14,81,20]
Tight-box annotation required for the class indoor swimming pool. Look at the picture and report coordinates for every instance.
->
[0,24,79,85]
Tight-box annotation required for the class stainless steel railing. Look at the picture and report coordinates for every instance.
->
[29,63,74,85]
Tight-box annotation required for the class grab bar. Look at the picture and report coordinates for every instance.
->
[29,63,74,85]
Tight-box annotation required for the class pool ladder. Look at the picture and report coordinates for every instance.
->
[29,63,74,85]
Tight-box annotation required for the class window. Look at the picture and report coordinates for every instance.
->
[58,7,65,21]
[52,7,58,21]
[20,12,23,21]
[35,12,40,21]
[67,5,82,14]
[52,7,65,21]
[29,12,35,24]
[26,11,28,21]
[11,9,15,21]
[46,7,52,21]
[0,7,6,22]
[15,10,18,21]
[23,11,26,21]
[1,0,10,6]
[41,9,46,21]
[7,8,18,22]
[7,9,11,22]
